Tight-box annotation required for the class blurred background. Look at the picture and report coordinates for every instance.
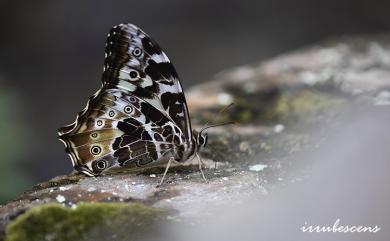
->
[1,0,390,203]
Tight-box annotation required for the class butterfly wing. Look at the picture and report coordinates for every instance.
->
[103,23,192,140]
[59,88,178,175]
[59,23,195,175]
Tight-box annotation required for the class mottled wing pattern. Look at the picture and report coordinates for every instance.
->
[103,24,192,140]
[58,23,195,176]
[59,88,183,175]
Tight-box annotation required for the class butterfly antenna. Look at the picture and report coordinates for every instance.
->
[217,102,235,116]
[199,121,235,134]
[200,103,235,130]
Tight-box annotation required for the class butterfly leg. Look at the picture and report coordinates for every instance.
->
[158,157,173,186]
[196,153,207,182]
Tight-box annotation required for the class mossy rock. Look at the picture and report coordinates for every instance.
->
[230,88,348,124]
[6,202,168,241]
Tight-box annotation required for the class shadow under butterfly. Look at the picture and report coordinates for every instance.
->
[58,23,230,185]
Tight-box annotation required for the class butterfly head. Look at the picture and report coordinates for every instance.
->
[195,121,235,151]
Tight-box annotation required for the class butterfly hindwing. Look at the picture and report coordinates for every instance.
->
[59,88,178,175]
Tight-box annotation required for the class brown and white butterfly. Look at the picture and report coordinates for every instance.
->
[58,23,208,184]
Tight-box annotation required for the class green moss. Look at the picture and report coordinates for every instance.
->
[273,90,346,122]
[6,202,168,241]
[231,89,347,124]
[237,109,253,122]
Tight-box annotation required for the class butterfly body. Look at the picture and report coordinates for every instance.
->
[59,23,207,176]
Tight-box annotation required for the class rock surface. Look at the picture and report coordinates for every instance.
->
[1,36,390,241]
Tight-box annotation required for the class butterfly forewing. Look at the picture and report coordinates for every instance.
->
[58,23,196,176]
[103,24,192,139]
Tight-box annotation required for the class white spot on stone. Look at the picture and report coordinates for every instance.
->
[374,90,390,106]
[249,164,268,172]
[150,174,156,178]
[273,124,285,133]
[217,93,233,106]
[300,71,319,85]
[239,141,250,152]
[87,187,96,192]
[59,186,71,191]
[222,177,229,181]
[277,177,283,181]
[56,195,66,203]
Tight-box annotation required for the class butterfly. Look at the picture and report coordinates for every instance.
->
[58,23,209,184]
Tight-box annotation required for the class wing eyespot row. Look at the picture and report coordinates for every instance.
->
[92,159,107,172]
[124,105,133,114]
[108,110,115,117]
[128,96,137,103]
[132,47,142,57]
[90,132,99,139]
[96,119,105,128]
[90,145,102,155]
[129,70,140,81]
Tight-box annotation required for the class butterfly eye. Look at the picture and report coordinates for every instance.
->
[92,159,107,172]
[203,133,208,147]
[90,145,102,155]
[129,70,139,80]
[124,105,133,114]
[132,47,142,57]
[109,110,115,117]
